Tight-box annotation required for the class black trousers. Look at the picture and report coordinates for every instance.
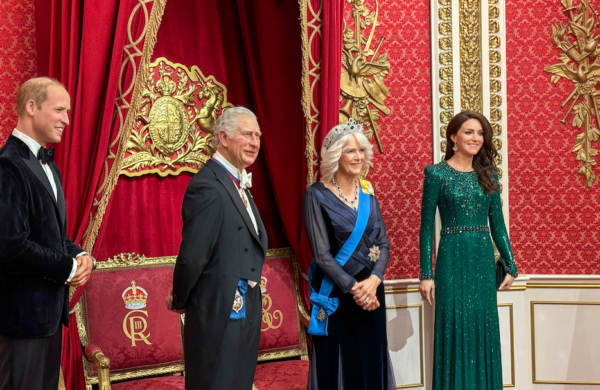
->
[0,327,63,390]
[185,285,261,390]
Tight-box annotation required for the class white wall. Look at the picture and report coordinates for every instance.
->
[385,275,600,389]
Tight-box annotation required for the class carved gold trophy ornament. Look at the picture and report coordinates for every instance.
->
[121,58,233,177]
[545,0,600,187]
[340,0,391,153]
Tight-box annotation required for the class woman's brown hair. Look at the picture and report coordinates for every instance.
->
[445,110,499,194]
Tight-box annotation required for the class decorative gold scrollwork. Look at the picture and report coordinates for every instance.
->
[340,0,391,153]
[260,277,283,331]
[545,0,600,187]
[261,293,283,331]
[120,58,233,177]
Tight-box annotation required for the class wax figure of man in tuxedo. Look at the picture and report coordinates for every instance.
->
[0,78,94,390]
[166,106,267,390]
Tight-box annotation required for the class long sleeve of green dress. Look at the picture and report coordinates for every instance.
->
[419,165,441,280]
[488,178,518,277]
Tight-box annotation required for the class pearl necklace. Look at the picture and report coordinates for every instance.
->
[331,178,358,210]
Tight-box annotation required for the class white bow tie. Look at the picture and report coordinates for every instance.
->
[239,171,252,190]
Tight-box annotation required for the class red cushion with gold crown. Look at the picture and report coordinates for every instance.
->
[76,254,184,386]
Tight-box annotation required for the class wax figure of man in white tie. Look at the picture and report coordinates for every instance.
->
[0,77,95,390]
[166,106,268,390]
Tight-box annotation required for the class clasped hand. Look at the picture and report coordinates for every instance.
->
[165,289,185,314]
[68,255,93,287]
[350,275,381,311]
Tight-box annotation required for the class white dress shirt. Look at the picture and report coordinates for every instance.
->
[212,152,259,288]
[12,129,83,283]
[212,152,259,235]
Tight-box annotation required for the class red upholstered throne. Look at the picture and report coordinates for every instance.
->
[76,249,309,390]
[253,248,310,390]
[75,253,185,390]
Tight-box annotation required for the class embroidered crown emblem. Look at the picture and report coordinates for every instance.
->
[122,280,148,310]
[323,119,364,150]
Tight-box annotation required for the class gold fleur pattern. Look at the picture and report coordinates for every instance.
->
[544,0,600,187]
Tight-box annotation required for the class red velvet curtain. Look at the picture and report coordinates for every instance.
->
[36,0,153,389]
[295,0,345,307]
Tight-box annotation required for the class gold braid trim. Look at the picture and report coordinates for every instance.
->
[82,0,167,252]
[299,0,322,187]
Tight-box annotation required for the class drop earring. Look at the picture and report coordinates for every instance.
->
[452,144,458,152]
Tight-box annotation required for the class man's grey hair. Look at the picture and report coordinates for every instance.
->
[213,106,257,147]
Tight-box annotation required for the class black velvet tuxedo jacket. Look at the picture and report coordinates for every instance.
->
[0,135,83,339]
[171,159,267,389]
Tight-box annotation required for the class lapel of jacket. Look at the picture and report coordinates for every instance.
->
[245,188,267,253]
[48,162,67,230]
[10,136,65,228]
[207,160,265,253]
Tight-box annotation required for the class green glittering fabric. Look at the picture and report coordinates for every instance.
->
[419,161,518,390]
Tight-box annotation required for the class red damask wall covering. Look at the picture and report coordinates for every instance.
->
[358,0,433,279]
[506,0,600,274]
[337,0,432,280]
[0,0,37,146]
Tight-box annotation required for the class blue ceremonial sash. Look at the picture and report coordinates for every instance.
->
[307,188,370,336]
[230,279,248,320]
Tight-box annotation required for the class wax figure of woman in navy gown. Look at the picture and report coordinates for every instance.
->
[419,110,518,390]
[303,119,396,390]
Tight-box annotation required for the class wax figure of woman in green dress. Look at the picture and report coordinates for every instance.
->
[419,110,518,389]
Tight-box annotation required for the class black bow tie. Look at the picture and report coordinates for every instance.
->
[37,147,55,164]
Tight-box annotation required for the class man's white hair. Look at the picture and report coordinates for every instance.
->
[213,106,257,147]
[320,131,373,182]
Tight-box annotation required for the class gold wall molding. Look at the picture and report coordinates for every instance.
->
[299,0,322,187]
[498,302,516,387]
[438,0,454,156]
[460,0,482,113]
[544,0,600,188]
[120,57,232,177]
[340,0,391,153]
[385,303,425,389]
[530,300,600,385]
[488,0,504,182]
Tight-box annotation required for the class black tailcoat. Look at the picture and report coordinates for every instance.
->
[172,159,267,390]
[0,135,83,339]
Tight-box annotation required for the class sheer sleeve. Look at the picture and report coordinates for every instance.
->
[371,197,390,282]
[303,186,357,294]
[488,176,518,277]
[419,165,441,280]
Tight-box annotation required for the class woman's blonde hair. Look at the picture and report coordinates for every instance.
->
[320,131,373,182]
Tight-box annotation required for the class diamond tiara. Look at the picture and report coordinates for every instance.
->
[323,118,364,150]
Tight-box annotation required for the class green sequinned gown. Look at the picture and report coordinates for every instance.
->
[419,161,518,390]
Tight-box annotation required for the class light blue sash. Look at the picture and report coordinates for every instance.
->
[307,188,370,336]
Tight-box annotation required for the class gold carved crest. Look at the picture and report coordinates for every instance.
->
[545,0,600,187]
[340,0,391,153]
[121,58,233,177]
